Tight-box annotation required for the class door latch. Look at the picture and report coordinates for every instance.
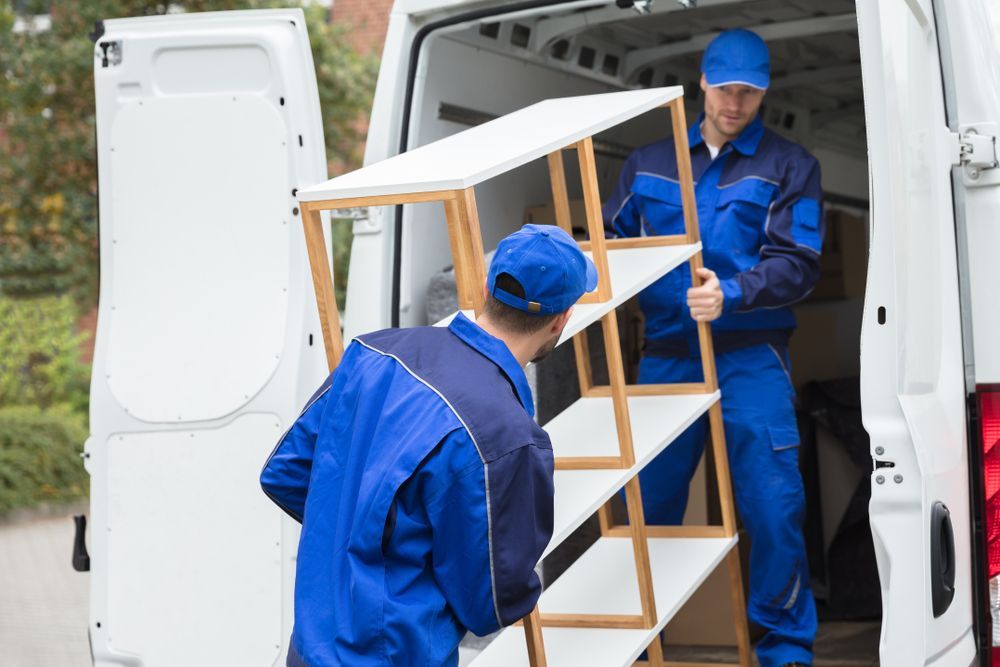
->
[948,125,1000,186]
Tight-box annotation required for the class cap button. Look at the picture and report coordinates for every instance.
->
[539,229,550,236]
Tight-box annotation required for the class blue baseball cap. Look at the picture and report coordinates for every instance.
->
[701,28,770,90]
[487,224,598,315]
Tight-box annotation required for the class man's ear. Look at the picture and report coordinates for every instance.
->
[700,73,708,93]
[552,307,574,333]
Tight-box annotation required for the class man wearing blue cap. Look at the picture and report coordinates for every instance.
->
[603,29,821,667]
[260,224,597,667]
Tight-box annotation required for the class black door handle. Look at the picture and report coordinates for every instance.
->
[72,514,90,572]
[931,501,955,617]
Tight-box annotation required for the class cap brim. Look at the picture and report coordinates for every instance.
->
[704,69,768,90]
[584,255,598,293]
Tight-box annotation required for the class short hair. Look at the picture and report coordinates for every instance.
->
[483,273,561,335]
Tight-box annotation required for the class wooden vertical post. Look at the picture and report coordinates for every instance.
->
[667,98,700,247]
[573,331,595,397]
[726,549,754,667]
[301,202,344,372]
[667,96,752,665]
[444,196,475,311]
[577,137,613,302]
[547,149,574,236]
[596,500,614,535]
[443,188,487,316]
[547,145,599,472]
[623,475,659,628]
[523,607,547,667]
[601,310,659,630]
[646,634,666,667]
[602,311,636,468]
[455,187,487,317]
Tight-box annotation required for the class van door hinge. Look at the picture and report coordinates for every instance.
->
[97,40,122,68]
[949,124,1000,187]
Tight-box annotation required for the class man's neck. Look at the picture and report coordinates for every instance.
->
[700,119,738,151]
[476,316,535,368]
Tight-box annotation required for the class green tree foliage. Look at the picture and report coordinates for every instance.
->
[0,295,91,412]
[0,0,377,304]
[0,404,89,512]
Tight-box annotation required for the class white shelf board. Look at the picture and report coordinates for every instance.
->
[545,392,718,559]
[471,535,737,667]
[558,244,698,346]
[297,88,682,202]
[435,243,701,350]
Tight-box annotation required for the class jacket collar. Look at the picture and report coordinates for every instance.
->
[448,312,535,417]
[687,112,765,157]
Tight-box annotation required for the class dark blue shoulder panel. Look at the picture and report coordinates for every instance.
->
[358,327,551,462]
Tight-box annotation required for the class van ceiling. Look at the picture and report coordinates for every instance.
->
[449,0,863,155]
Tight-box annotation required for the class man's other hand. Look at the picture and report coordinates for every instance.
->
[687,267,723,322]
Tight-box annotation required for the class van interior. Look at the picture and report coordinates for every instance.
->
[398,0,874,661]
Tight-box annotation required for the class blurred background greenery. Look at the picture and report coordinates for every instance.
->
[0,0,377,513]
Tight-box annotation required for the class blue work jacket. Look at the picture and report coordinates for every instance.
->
[602,114,823,356]
[260,313,554,666]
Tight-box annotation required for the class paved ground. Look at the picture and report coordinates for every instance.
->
[0,510,91,667]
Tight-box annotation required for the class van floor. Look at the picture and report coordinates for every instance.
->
[662,620,880,666]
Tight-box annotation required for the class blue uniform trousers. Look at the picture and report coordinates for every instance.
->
[637,344,816,666]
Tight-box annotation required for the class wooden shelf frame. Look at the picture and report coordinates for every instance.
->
[518,98,748,666]
[298,94,751,667]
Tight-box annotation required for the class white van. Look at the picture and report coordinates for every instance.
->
[86,1,1000,665]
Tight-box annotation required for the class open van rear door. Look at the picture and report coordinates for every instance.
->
[934,1,1000,662]
[857,1,977,664]
[88,9,327,665]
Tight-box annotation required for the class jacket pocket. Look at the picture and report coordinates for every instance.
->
[791,197,822,252]
[630,173,686,236]
[767,420,800,451]
[716,177,778,209]
[712,179,778,262]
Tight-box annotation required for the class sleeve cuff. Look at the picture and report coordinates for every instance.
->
[720,277,744,314]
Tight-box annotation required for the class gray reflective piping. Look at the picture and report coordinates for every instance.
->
[746,199,818,310]
[718,174,780,189]
[259,379,335,523]
[635,171,698,186]
[747,285,817,311]
[261,381,333,477]
[762,200,778,243]
[784,574,801,610]
[636,170,679,183]
[610,192,634,231]
[768,344,793,385]
[354,338,503,628]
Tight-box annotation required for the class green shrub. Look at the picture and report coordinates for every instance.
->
[0,295,91,413]
[0,405,88,513]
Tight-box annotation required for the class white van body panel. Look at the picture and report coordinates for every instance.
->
[89,10,326,665]
[937,0,1000,387]
[857,0,974,664]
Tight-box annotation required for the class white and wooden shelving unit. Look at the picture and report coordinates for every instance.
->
[295,87,752,667]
